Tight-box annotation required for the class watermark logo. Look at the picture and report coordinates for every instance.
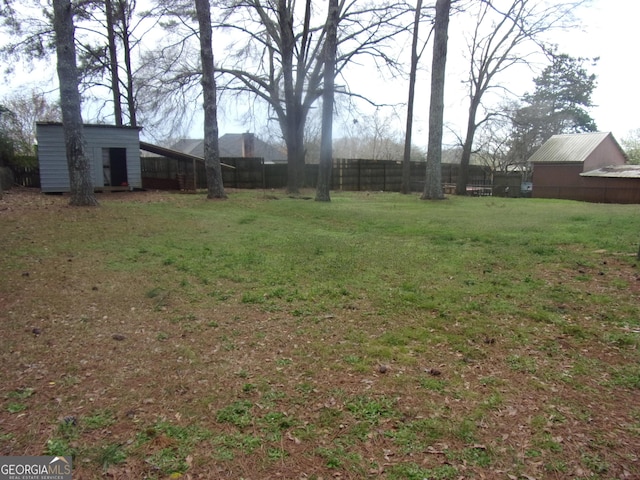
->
[0,456,72,480]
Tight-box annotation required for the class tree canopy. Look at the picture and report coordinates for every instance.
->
[0,91,61,157]
[0,105,17,168]
[510,52,598,164]
[454,0,589,195]
[213,0,410,193]
[621,129,640,165]
[1,0,609,199]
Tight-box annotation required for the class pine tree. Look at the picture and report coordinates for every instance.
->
[510,53,598,162]
[53,0,98,206]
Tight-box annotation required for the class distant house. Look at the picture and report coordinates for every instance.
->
[171,133,286,164]
[529,132,640,203]
[37,122,142,193]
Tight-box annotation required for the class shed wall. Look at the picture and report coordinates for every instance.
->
[532,164,583,197]
[37,124,141,193]
[532,163,640,203]
[580,177,640,203]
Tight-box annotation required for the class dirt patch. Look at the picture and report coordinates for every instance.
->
[0,187,176,213]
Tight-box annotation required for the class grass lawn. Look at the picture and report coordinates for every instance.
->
[1,188,639,479]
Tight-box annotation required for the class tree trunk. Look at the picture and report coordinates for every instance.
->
[0,154,3,199]
[117,0,137,127]
[421,0,450,200]
[315,0,339,202]
[53,0,98,207]
[276,0,302,194]
[402,0,422,195]
[283,120,306,194]
[456,97,480,195]
[105,0,123,126]
[195,0,226,199]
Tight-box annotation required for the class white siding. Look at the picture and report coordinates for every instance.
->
[37,123,142,193]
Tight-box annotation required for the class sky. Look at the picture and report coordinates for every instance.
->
[375,0,640,148]
[288,0,640,149]
[539,0,639,140]
[1,0,638,148]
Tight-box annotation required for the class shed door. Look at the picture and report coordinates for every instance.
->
[103,148,128,186]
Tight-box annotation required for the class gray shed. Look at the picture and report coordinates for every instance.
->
[36,122,142,193]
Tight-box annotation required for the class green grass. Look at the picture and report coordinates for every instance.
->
[386,463,458,479]
[83,410,116,430]
[87,194,637,322]
[216,400,255,428]
[1,190,639,478]
[95,443,127,471]
[6,403,27,413]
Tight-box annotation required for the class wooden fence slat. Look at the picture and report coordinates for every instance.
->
[140,156,492,192]
[13,158,491,193]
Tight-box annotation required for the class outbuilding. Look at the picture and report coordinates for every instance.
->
[36,122,142,193]
[529,132,640,203]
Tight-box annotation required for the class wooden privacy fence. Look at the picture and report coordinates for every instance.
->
[8,166,41,188]
[142,156,277,190]
[330,159,490,192]
[9,158,491,193]
[141,156,491,192]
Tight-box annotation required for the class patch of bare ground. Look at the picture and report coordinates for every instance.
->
[1,188,639,479]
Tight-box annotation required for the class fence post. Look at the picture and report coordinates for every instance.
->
[383,162,386,191]
[193,158,197,191]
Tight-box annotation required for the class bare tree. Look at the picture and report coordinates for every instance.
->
[455,0,587,195]
[215,0,409,194]
[420,0,449,200]
[401,0,428,194]
[621,128,640,165]
[52,0,98,206]
[76,0,152,127]
[133,0,206,140]
[333,111,425,160]
[475,114,517,173]
[195,0,226,199]
[0,91,61,155]
[315,0,339,202]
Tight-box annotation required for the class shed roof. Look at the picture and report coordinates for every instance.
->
[580,164,640,178]
[139,141,234,169]
[528,132,615,164]
[36,121,142,131]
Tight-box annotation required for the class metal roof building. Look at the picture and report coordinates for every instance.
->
[580,164,640,179]
[529,132,626,167]
[530,132,639,203]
